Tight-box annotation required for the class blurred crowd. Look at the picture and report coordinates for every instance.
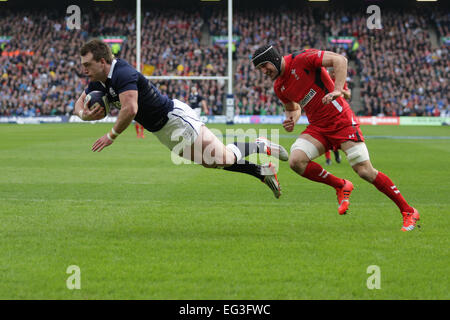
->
[0,10,87,116]
[0,7,448,117]
[322,9,448,117]
[0,8,227,117]
[229,8,321,115]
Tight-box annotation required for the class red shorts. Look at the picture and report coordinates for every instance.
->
[301,108,365,150]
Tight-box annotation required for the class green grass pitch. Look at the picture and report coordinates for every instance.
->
[0,123,448,299]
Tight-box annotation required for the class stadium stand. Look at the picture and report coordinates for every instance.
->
[0,6,448,117]
[322,9,449,117]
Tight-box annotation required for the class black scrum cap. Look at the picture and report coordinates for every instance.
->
[252,45,282,76]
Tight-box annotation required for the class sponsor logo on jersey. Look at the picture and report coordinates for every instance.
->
[109,87,117,97]
[299,88,317,107]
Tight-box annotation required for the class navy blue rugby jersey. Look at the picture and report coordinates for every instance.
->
[85,59,174,132]
[188,93,204,109]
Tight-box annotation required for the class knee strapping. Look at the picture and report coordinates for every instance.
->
[345,143,370,166]
[290,138,320,160]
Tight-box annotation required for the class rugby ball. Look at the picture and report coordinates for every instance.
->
[85,91,110,114]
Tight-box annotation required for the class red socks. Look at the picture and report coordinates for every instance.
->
[301,163,413,214]
[135,123,144,138]
[372,171,414,213]
[302,161,345,189]
[325,150,331,160]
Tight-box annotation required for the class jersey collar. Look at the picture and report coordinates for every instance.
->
[276,55,292,84]
[281,55,292,79]
[107,59,117,79]
[100,59,117,87]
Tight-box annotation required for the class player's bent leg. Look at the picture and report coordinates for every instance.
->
[342,141,419,229]
[289,149,311,176]
[290,136,344,190]
[224,138,289,163]
[290,135,347,213]
[189,126,282,198]
[189,125,235,167]
[341,141,377,182]
[337,141,374,215]
[290,135,324,160]
[255,137,289,161]
[289,134,323,175]
[351,160,378,183]
[260,162,282,199]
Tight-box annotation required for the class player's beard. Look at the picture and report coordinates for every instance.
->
[269,71,278,80]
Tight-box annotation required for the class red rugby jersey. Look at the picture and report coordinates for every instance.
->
[274,49,351,127]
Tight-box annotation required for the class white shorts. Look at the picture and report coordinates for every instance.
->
[152,99,204,152]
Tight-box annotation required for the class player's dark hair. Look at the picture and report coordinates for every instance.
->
[80,39,113,64]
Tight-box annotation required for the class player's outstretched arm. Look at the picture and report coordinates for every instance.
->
[74,91,105,121]
[114,90,139,134]
[321,51,348,104]
[91,90,138,152]
[282,101,301,132]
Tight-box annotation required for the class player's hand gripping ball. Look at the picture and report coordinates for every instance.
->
[84,91,110,115]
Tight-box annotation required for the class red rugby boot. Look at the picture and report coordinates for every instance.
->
[401,208,420,232]
[336,179,354,215]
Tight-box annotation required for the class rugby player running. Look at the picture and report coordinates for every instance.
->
[252,45,420,231]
